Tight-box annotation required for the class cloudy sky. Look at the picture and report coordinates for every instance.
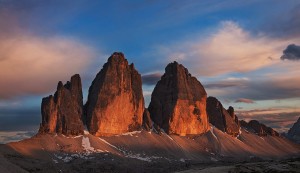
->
[0,0,299,143]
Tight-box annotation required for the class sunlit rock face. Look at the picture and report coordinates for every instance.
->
[240,120,279,137]
[148,61,209,136]
[39,74,84,135]
[85,52,144,136]
[206,97,240,137]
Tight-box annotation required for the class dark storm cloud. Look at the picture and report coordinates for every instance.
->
[142,73,162,85]
[0,107,40,131]
[205,83,242,89]
[281,44,300,61]
[263,5,300,39]
[206,77,300,101]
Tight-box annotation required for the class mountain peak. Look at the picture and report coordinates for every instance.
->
[149,62,209,136]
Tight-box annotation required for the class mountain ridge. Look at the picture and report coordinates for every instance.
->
[1,52,299,173]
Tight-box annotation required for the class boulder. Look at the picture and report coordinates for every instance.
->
[85,52,144,136]
[39,74,84,135]
[148,61,209,136]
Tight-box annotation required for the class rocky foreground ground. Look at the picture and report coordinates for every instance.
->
[0,128,299,173]
[177,157,300,173]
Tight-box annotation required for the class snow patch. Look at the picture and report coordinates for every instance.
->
[99,138,119,151]
[164,133,174,141]
[98,137,167,162]
[160,129,174,141]
[84,130,89,135]
[126,154,162,162]
[82,136,95,153]
[180,158,185,162]
[210,126,218,140]
[118,131,141,136]
[210,157,218,162]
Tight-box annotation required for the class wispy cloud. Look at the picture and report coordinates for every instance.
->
[0,131,36,144]
[237,111,300,133]
[0,4,97,99]
[142,73,162,85]
[235,98,255,104]
[157,21,295,76]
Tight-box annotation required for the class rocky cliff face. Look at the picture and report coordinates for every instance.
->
[227,106,240,126]
[206,97,240,137]
[39,74,84,135]
[85,52,144,136]
[287,117,300,143]
[142,108,152,131]
[240,120,279,136]
[148,61,209,136]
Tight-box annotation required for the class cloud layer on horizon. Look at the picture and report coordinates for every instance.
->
[237,110,300,133]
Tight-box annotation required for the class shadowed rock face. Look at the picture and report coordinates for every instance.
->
[227,106,240,126]
[241,120,279,136]
[85,52,144,136]
[206,97,240,137]
[142,108,152,131]
[287,117,300,143]
[148,61,209,136]
[39,74,84,136]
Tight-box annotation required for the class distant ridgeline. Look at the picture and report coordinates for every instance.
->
[39,52,280,138]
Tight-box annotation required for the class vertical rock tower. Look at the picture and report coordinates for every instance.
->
[148,61,209,136]
[85,52,145,136]
[39,74,84,135]
[206,97,240,137]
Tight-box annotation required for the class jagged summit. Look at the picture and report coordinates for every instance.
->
[39,74,84,136]
[85,52,145,136]
[206,96,240,137]
[148,61,209,136]
[286,117,300,143]
[240,120,279,136]
[5,52,300,173]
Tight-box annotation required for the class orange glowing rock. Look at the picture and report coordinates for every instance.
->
[85,52,145,136]
[148,61,209,136]
[39,74,84,135]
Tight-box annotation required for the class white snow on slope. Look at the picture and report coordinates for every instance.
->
[125,154,162,162]
[210,126,218,140]
[161,129,174,141]
[99,138,120,151]
[98,138,166,162]
[117,131,141,136]
[82,136,95,152]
